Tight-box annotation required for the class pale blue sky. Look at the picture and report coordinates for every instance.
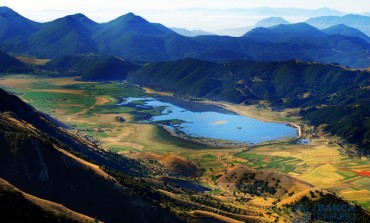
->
[1,0,370,33]
[2,0,370,12]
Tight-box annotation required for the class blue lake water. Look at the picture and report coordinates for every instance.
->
[118,97,297,144]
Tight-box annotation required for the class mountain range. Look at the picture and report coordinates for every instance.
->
[1,6,370,67]
[244,15,370,43]
[127,58,370,154]
[306,14,370,36]
[10,47,367,155]
[218,17,291,37]
[322,24,370,43]
[2,42,370,154]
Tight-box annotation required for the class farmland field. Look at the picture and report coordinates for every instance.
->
[1,74,369,210]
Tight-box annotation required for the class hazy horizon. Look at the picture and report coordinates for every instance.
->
[2,0,370,34]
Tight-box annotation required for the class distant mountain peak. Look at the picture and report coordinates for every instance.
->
[243,27,275,36]
[332,23,349,28]
[124,12,136,17]
[47,13,97,30]
[69,13,88,20]
[254,17,290,28]
[343,14,366,18]
[0,6,15,14]
[49,15,80,25]
[322,23,370,42]
[68,13,99,28]
[71,13,85,17]
[0,6,26,18]
[117,12,144,21]
[244,23,324,40]
[107,12,153,28]
[0,6,40,41]
[271,22,322,33]
[261,16,288,20]
[98,12,172,36]
[61,13,88,20]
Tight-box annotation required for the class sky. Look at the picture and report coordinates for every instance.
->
[1,0,370,33]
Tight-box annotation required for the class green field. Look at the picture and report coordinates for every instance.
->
[236,152,302,173]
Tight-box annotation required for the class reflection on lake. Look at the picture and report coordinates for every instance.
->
[118,96,297,144]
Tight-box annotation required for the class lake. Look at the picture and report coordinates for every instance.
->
[118,96,297,145]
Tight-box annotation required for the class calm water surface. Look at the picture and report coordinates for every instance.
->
[118,96,297,144]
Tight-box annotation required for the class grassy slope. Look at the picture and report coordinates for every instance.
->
[0,87,180,223]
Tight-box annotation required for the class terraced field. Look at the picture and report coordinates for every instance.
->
[236,140,370,209]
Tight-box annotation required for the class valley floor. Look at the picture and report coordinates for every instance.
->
[1,74,369,214]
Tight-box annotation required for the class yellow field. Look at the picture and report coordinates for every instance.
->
[240,140,370,208]
[15,56,51,65]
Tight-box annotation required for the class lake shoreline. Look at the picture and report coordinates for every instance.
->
[121,95,301,149]
[143,87,302,143]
